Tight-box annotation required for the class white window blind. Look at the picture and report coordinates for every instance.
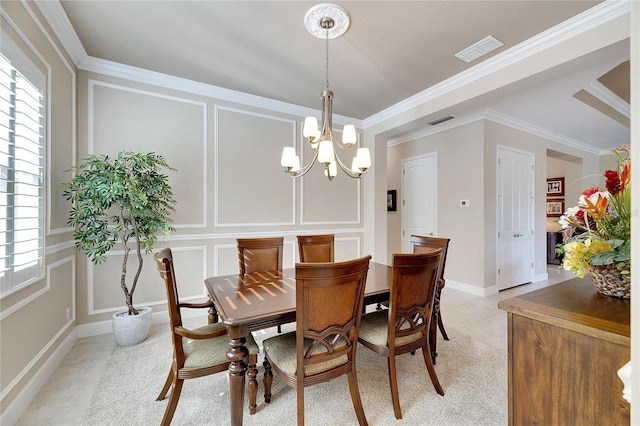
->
[0,39,46,297]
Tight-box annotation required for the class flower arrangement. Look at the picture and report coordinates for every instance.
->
[558,145,630,279]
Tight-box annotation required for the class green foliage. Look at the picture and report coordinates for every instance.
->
[62,151,177,314]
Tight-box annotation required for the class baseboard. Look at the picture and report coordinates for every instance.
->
[0,329,77,425]
[446,280,498,297]
[533,272,549,283]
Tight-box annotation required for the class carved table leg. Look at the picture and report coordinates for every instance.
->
[226,323,249,426]
[247,361,258,415]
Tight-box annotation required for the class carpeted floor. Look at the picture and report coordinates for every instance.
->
[81,321,507,426]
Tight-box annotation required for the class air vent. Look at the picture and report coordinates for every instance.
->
[455,35,504,63]
[428,116,455,126]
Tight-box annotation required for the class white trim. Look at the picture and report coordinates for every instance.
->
[0,257,76,401]
[80,56,362,128]
[167,228,364,241]
[584,80,631,118]
[445,280,498,297]
[213,105,297,228]
[363,0,631,128]
[0,328,77,425]
[33,0,87,65]
[16,0,78,238]
[387,108,606,155]
[86,79,209,228]
[0,256,74,319]
[87,246,207,316]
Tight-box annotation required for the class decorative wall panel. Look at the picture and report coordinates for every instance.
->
[215,107,295,226]
[89,81,207,228]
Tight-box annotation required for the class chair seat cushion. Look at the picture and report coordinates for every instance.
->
[263,331,348,377]
[183,323,259,370]
[358,309,422,348]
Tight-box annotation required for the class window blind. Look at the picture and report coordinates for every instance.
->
[0,41,45,297]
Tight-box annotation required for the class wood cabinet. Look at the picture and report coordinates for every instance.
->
[498,278,630,425]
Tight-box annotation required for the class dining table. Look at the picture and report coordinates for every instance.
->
[204,261,439,426]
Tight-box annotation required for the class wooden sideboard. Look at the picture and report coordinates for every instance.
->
[498,278,630,425]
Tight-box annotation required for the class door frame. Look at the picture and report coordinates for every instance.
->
[401,152,437,253]
[496,144,535,290]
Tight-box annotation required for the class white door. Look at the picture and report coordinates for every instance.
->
[401,154,437,252]
[497,146,534,290]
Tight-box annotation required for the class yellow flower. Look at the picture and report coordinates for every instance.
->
[561,239,612,278]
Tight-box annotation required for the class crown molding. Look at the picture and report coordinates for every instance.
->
[78,56,361,127]
[35,0,629,136]
[387,108,605,156]
[584,80,631,118]
[364,0,631,128]
[33,0,87,66]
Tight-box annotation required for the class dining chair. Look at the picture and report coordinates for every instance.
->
[237,237,285,332]
[262,255,372,426]
[154,248,260,425]
[237,237,284,275]
[357,251,445,419]
[409,234,451,363]
[297,234,334,262]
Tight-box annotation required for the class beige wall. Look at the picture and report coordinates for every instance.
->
[1,0,77,414]
[386,121,485,284]
[74,71,367,327]
[386,119,602,294]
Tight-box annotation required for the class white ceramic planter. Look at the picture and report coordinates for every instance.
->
[112,306,152,346]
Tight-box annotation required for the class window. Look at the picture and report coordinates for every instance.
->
[0,36,45,297]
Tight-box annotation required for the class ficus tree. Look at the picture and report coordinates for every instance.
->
[62,151,177,315]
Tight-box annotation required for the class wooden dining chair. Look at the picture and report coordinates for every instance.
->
[358,251,445,419]
[154,248,260,425]
[237,237,284,275]
[262,255,372,426]
[237,237,284,332]
[409,234,451,364]
[297,234,334,262]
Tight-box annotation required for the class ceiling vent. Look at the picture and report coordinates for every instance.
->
[455,35,504,63]
[428,116,455,126]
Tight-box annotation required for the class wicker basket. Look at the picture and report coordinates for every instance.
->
[588,264,631,299]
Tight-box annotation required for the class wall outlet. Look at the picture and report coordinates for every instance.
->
[460,199,470,207]
[65,307,71,322]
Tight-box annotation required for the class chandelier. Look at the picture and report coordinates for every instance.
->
[280,3,371,181]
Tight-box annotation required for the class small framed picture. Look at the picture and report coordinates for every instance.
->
[546,199,564,217]
[387,190,397,212]
[546,177,565,197]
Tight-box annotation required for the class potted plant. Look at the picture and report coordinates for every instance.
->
[62,151,177,345]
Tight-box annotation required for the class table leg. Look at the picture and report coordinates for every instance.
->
[226,323,249,426]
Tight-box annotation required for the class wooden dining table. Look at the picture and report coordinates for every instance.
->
[204,261,436,425]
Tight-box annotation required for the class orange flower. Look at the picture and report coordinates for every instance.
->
[620,161,630,191]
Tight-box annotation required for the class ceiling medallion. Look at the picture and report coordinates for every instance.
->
[304,3,350,39]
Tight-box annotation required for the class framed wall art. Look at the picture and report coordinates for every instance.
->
[546,199,564,217]
[387,190,397,212]
[546,177,565,197]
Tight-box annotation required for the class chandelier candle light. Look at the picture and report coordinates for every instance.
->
[280,3,371,181]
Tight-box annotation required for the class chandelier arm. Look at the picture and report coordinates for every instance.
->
[334,151,362,179]
[290,148,319,179]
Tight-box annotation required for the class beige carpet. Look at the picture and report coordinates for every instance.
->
[81,321,507,425]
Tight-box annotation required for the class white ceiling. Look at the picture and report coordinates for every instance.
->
[49,0,630,153]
